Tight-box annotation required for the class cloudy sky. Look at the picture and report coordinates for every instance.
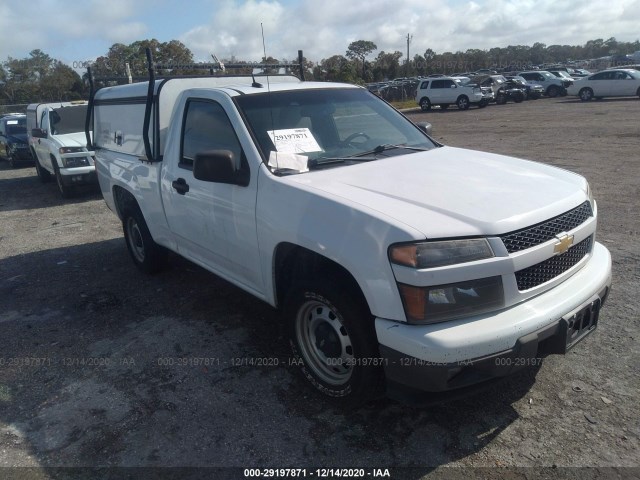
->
[1,0,639,67]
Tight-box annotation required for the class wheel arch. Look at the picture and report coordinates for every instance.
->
[273,242,369,314]
[112,184,139,221]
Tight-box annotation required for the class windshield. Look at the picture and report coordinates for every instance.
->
[6,119,26,135]
[49,105,87,135]
[235,88,436,173]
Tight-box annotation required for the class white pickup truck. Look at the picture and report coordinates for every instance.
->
[89,72,612,405]
[27,101,96,197]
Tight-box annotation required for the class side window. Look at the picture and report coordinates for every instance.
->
[590,72,608,80]
[40,111,48,131]
[420,81,430,89]
[442,80,454,88]
[180,99,244,170]
[431,80,444,89]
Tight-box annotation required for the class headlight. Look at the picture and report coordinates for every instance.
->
[62,156,90,168]
[586,182,595,211]
[389,239,494,269]
[59,147,84,154]
[398,276,504,324]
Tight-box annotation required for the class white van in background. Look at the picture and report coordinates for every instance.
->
[27,101,96,197]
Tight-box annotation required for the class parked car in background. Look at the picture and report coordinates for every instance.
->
[518,71,572,97]
[472,75,525,104]
[567,69,640,101]
[415,76,487,110]
[505,76,544,99]
[27,101,96,197]
[549,70,576,81]
[0,114,31,168]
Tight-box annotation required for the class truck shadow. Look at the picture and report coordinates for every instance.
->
[0,240,537,477]
[0,163,101,212]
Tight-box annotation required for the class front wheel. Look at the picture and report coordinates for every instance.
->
[122,205,168,274]
[495,93,507,105]
[284,279,382,406]
[419,98,431,111]
[34,155,52,183]
[456,95,470,110]
[579,88,594,101]
[547,85,560,98]
[52,159,73,198]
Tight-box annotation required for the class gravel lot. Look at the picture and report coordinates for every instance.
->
[0,96,638,479]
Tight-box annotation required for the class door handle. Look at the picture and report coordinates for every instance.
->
[172,178,190,195]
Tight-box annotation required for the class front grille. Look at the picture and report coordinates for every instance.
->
[515,236,593,290]
[500,201,593,253]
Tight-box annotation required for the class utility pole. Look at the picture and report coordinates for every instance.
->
[406,33,413,77]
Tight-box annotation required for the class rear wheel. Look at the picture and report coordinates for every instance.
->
[456,95,470,110]
[285,279,382,406]
[419,98,431,111]
[122,204,168,274]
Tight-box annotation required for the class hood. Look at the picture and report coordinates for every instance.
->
[7,134,28,144]
[291,146,588,239]
[53,131,89,148]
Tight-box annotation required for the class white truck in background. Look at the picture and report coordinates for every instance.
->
[88,61,612,406]
[27,101,96,197]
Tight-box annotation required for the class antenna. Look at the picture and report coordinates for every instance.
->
[261,23,277,172]
[261,23,271,92]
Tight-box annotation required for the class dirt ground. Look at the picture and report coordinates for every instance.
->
[0,96,638,480]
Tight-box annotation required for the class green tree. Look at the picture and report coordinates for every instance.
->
[91,39,194,79]
[346,40,377,78]
[0,49,82,104]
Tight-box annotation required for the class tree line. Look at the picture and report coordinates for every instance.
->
[1,36,639,109]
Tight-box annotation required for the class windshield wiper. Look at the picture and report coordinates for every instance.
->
[359,144,431,156]
[308,144,430,169]
[308,156,378,169]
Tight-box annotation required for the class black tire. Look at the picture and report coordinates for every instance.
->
[419,98,431,111]
[440,104,449,110]
[514,92,524,103]
[284,279,383,406]
[456,95,470,110]
[34,154,52,183]
[6,148,15,168]
[579,88,594,101]
[636,87,640,99]
[478,99,488,108]
[547,85,560,98]
[51,158,73,198]
[495,93,507,105]
[122,204,168,274]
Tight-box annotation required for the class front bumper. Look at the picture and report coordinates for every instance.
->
[376,241,612,394]
[59,165,97,186]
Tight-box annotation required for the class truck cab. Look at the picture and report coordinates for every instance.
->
[27,101,96,197]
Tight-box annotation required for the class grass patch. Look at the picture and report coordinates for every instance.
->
[390,100,418,110]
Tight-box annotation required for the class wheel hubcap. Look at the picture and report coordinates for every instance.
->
[296,300,354,385]
[127,218,145,262]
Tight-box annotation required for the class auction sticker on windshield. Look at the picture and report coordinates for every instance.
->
[267,128,322,154]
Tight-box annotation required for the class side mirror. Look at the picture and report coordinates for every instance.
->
[32,128,48,138]
[193,150,248,186]
[416,121,433,136]
[450,84,456,88]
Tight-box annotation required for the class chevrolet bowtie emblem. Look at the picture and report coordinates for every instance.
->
[554,233,574,255]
